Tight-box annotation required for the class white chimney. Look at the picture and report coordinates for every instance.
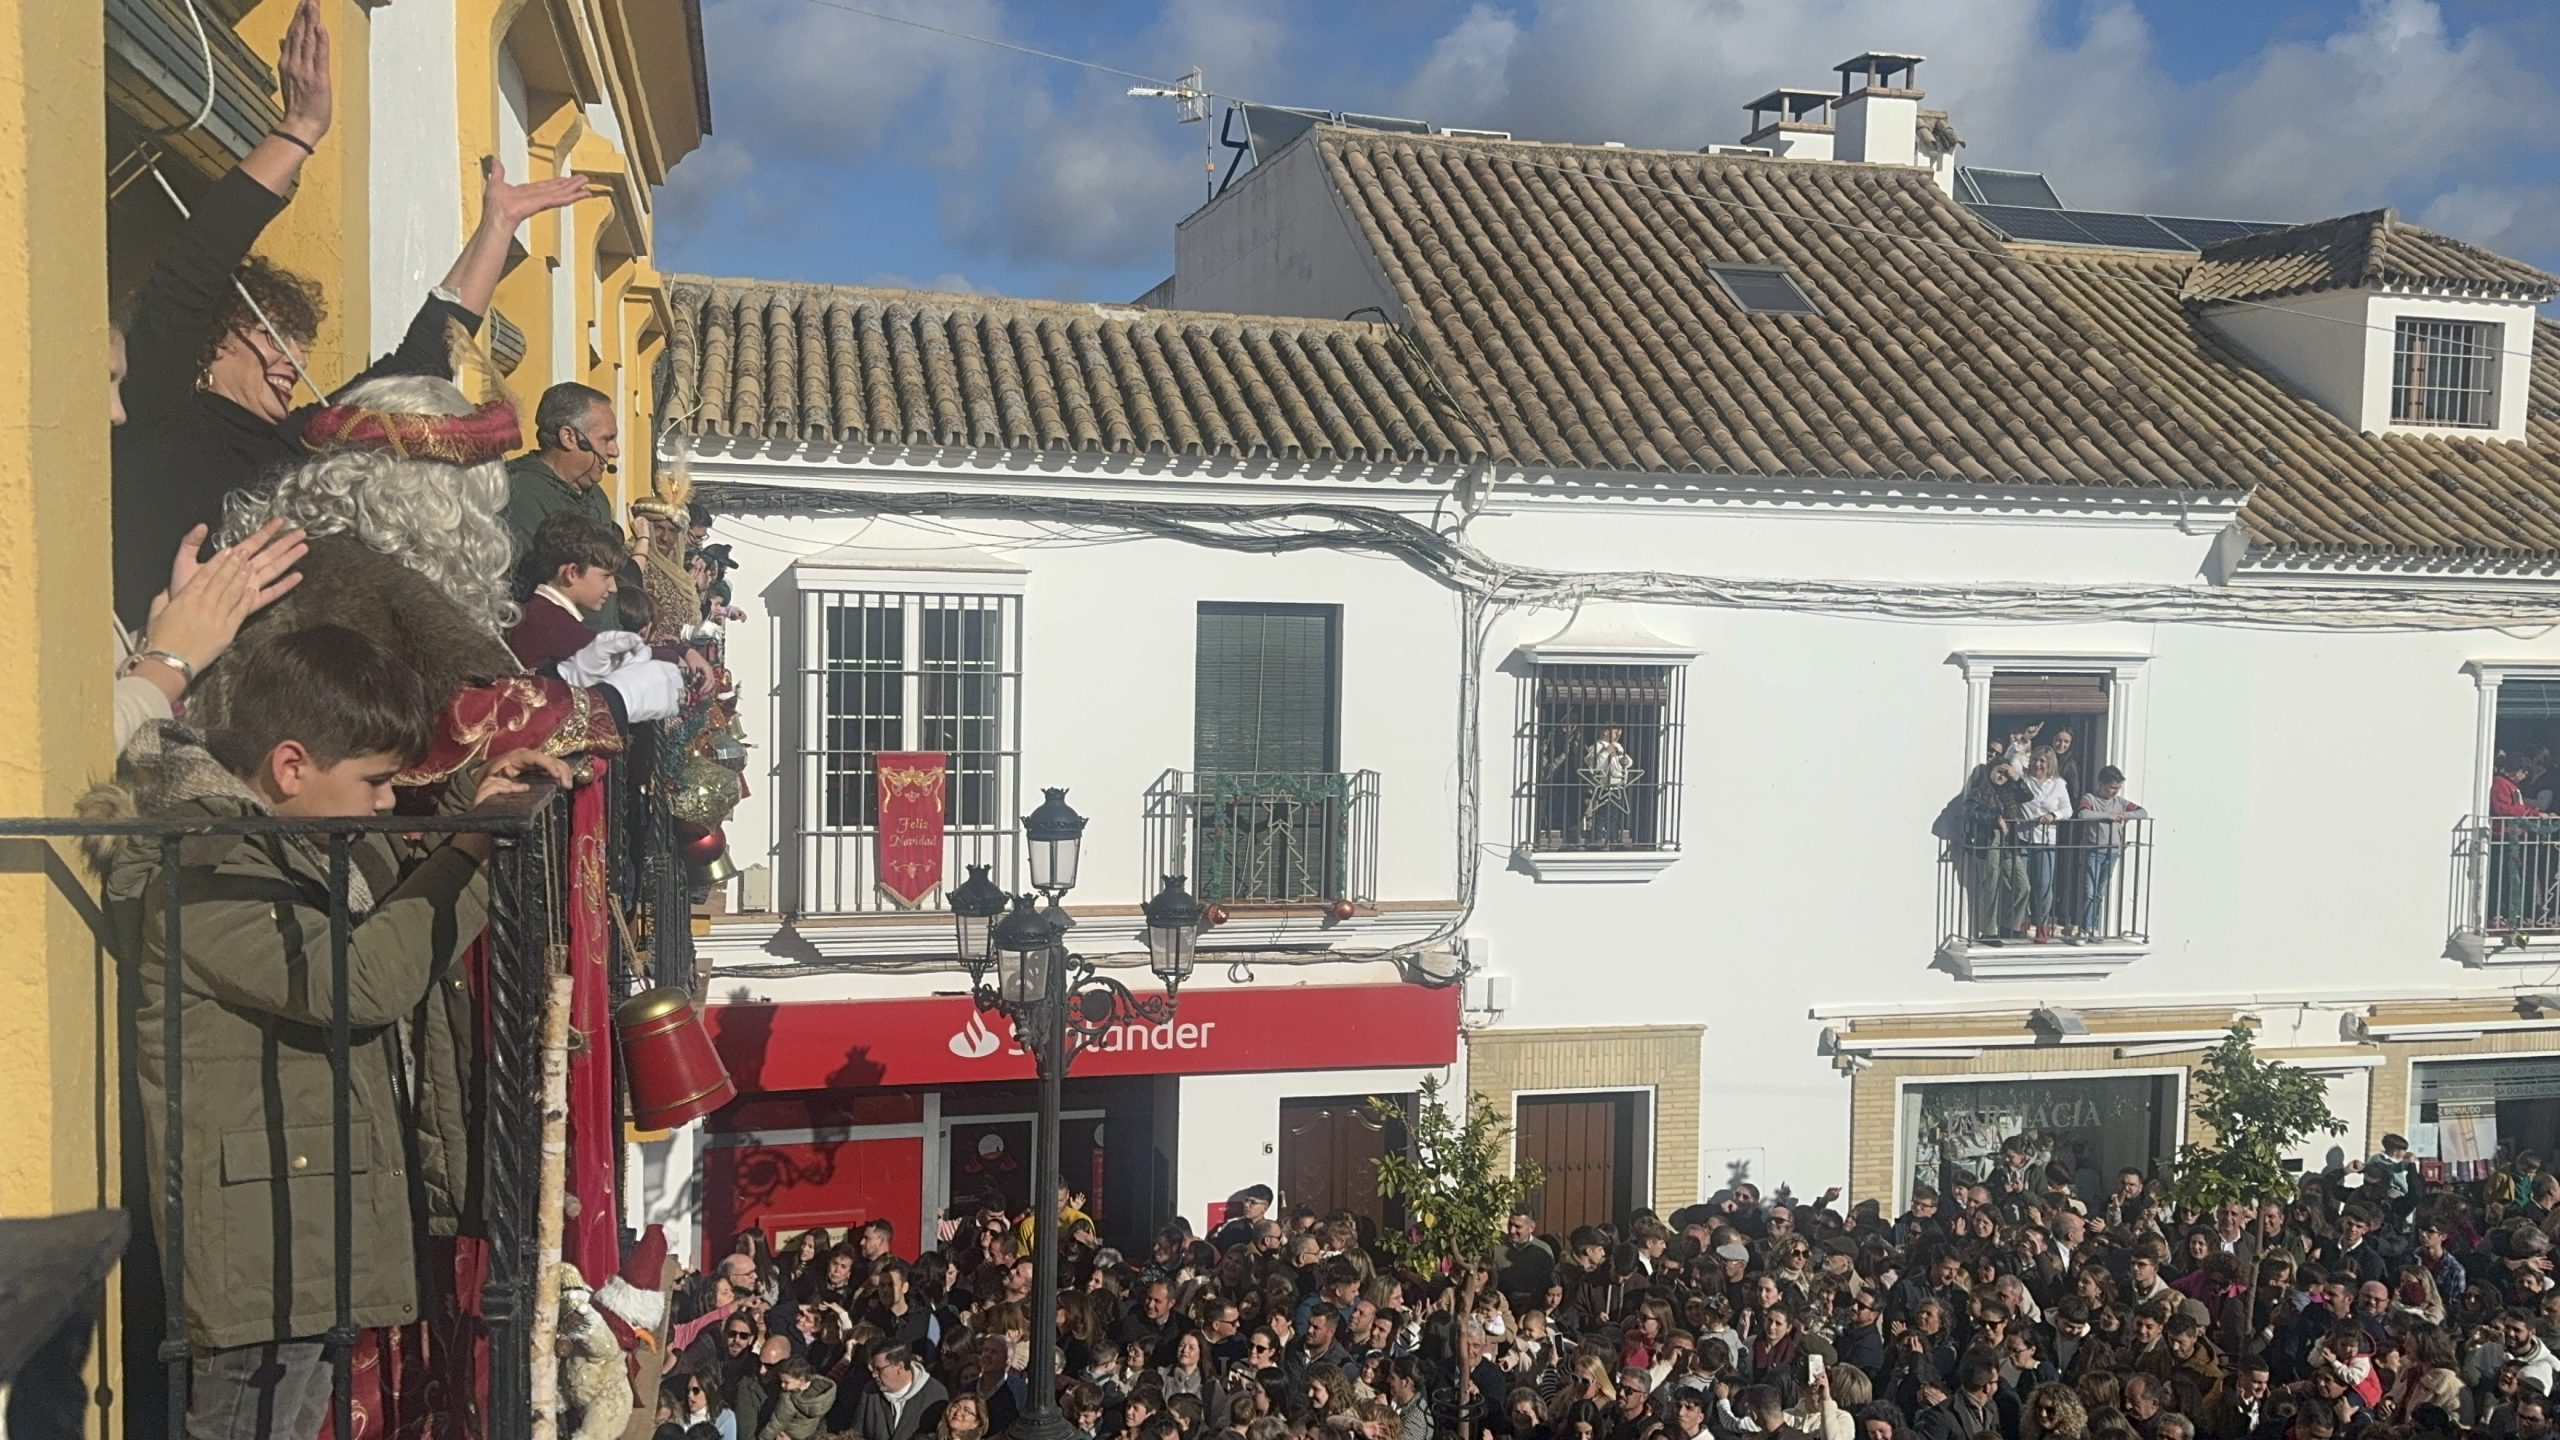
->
[1831,51,1925,167]
[1737,88,1834,161]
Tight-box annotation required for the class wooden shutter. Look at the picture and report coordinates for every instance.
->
[1989,671,2110,714]
[1195,604,1340,773]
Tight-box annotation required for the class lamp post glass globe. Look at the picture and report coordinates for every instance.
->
[1023,787,1087,895]
[991,893,1056,1011]
[1142,873,1205,984]
[949,863,1008,974]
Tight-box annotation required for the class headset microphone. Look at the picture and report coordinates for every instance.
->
[571,428,618,476]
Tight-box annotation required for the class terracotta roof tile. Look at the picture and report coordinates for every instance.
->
[664,279,1481,467]
[1312,128,2560,557]
[2183,209,2560,306]
[1314,130,2235,491]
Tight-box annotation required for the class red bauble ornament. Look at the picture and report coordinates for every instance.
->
[679,824,728,868]
[1205,905,1230,928]
[1329,898,1358,922]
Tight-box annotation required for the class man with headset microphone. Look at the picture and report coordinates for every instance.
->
[502,380,624,629]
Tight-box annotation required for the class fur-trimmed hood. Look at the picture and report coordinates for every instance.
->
[76,720,266,878]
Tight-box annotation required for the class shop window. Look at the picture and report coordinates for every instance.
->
[2411,1057,2560,1181]
[1898,1072,2179,1209]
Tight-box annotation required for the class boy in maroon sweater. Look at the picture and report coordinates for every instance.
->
[505,512,627,674]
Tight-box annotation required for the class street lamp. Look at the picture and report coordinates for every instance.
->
[950,790,1203,1440]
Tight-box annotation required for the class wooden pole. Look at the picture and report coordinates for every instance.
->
[528,972,576,1440]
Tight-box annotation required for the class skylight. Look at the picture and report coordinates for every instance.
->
[1708,263,1821,316]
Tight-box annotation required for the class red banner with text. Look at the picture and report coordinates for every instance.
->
[707,982,1462,1093]
[874,752,947,908]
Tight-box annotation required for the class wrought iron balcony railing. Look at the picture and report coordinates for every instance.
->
[1937,814,2153,950]
[1143,769,1379,906]
[2450,813,2560,946]
[0,735,690,1440]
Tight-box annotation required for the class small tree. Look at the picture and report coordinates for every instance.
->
[2167,1021,2343,1211]
[1368,1075,1544,1274]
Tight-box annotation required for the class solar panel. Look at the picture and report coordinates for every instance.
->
[2063,211,2186,250]
[1961,167,2064,209]
[1967,204,2093,245]
[1708,264,1821,316]
[1240,105,1327,160]
[2152,215,2287,248]
[1341,112,1431,134]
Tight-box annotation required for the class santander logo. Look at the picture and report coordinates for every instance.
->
[948,1012,1002,1059]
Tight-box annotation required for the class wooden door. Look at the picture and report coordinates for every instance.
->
[1517,1093,1641,1237]
[1279,1095,1405,1225]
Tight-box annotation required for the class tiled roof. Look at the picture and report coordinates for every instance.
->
[2183,209,2560,306]
[1311,130,2241,491]
[1308,129,2560,557]
[663,279,1480,466]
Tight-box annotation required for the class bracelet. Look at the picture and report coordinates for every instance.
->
[126,649,197,685]
[270,129,317,156]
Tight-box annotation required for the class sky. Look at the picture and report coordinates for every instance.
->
[656,0,2560,306]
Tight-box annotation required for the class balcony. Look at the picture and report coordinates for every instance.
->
[1935,817,2153,981]
[2448,815,2560,966]
[1143,769,1379,907]
[0,746,690,1440]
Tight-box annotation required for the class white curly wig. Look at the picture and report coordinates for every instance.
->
[222,373,521,632]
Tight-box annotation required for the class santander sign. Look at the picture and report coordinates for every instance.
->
[946,1009,1217,1061]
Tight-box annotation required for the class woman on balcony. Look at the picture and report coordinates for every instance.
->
[2020,748,2073,944]
[109,0,592,630]
[1955,753,2030,945]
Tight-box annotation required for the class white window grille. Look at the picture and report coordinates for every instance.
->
[2393,318,2500,429]
[789,588,1021,914]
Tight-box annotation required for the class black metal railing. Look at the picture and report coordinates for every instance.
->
[0,741,694,1440]
[1142,769,1379,906]
[1937,814,2152,948]
[2451,813,2560,938]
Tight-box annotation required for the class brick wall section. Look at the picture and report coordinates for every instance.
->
[1467,1025,1706,1212]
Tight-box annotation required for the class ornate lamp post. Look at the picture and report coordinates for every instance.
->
[949,789,1205,1440]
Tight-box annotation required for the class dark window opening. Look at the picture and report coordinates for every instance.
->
[1708,263,1821,316]
[1516,663,1687,852]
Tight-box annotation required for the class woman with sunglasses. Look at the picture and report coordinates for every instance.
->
[666,1367,737,1440]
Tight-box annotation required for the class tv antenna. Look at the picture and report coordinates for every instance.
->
[1128,67,1215,198]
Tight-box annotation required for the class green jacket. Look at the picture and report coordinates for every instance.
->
[759,1376,837,1440]
[85,724,490,1350]
[502,451,620,631]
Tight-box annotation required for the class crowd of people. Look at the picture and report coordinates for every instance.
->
[84,1,753,1433]
[1940,721,2149,945]
[641,1152,2560,1440]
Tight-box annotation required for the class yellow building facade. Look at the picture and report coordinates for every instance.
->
[6,0,705,1424]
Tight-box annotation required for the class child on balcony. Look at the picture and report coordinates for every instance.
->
[2075,766,2144,941]
[507,510,636,675]
[86,624,563,1437]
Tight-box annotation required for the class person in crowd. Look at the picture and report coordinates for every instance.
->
[505,510,634,673]
[503,380,624,626]
[2019,746,2073,944]
[856,1340,950,1440]
[112,519,307,752]
[669,1369,739,1440]
[2073,766,2143,941]
[110,0,591,628]
[90,623,565,1436]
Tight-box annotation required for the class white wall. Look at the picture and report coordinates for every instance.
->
[366,0,463,355]
[696,464,2560,1203]
[1175,1065,1447,1226]
[1172,139,1404,324]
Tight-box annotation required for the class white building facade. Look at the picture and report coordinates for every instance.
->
[655,73,2560,1252]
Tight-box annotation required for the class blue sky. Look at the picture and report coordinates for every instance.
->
[658,0,2560,304]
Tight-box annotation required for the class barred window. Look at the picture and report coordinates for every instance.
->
[2393,318,2500,429]
[793,588,1021,914]
[1515,663,1686,853]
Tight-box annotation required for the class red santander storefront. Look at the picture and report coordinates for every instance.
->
[700,981,1460,1254]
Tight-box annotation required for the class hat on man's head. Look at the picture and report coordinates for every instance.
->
[1716,1243,1751,1264]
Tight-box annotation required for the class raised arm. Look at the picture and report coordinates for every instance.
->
[441,156,599,319]
[235,0,332,199]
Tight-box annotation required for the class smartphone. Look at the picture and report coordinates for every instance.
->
[1807,1354,1826,1383]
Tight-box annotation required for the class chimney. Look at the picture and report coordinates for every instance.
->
[1737,88,1834,161]
[1831,51,1925,166]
